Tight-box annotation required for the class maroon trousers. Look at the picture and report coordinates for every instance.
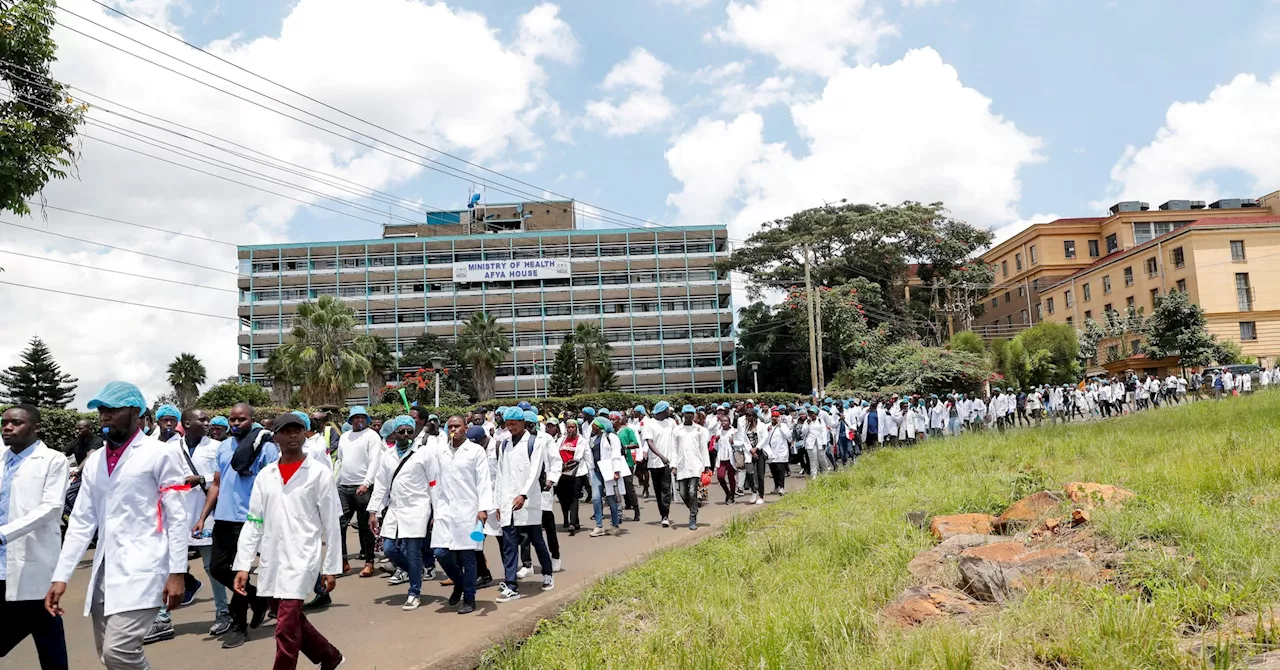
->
[273,599,342,670]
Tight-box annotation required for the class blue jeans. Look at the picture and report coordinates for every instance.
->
[434,548,477,603]
[500,524,552,590]
[383,537,425,597]
[590,469,621,528]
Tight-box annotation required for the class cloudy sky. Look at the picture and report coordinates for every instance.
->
[3,0,1279,407]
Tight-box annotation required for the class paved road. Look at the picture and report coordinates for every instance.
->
[3,474,809,670]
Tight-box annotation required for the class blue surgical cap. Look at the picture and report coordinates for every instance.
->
[503,407,525,421]
[87,381,147,412]
[517,401,532,410]
[155,404,180,420]
[211,416,229,428]
[529,405,538,415]
[348,406,368,420]
[582,407,596,417]
[592,417,613,433]
[634,405,647,414]
[522,410,537,423]
[291,410,311,431]
[653,401,671,414]
[384,414,415,437]
[342,422,352,432]
[681,404,696,414]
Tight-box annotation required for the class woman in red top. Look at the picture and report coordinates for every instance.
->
[554,420,584,535]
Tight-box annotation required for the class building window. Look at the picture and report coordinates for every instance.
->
[1126,296,1135,308]
[1004,291,1012,304]
[1065,290,1073,307]
[1021,309,1028,324]
[1083,283,1092,301]
[1144,257,1158,277]
[1150,288,1159,305]
[1230,240,1246,261]
[1240,321,1258,341]
[992,297,998,309]
[1131,339,1142,353]
[1015,253,1023,271]
[1106,234,1118,254]
[1172,246,1185,269]
[1035,303,1043,320]
[1006,315,1014,325]
[1047,297,1055,314]
[1002,260,1008,277]
[1018,286,1025,297]
[1064,240,1076,259]
[1176,278,1187,292]
[1088,239,1100,258]
[1124,267,1134,286]
[1030,245,1038,265]
[1108,344,1120,360]
[1103,275,1112,294]
[1104,303,1113,315]
[1066,316,1073,326]
[1236,273,1252,311]
[1084,310,1092,321]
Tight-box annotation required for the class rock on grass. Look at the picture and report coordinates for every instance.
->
[957,544,1095,603]
[882,585,981,626]
[995,491,1066,533]
[929,513,996,541]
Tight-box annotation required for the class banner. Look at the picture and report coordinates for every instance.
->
[451,258,571,282]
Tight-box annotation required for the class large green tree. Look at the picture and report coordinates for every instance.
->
[0,335,76,407]
[572,322,612,394]
[196,381,270,409]
[272,295,372,406]
[1143,289,1217,368]
[166,352,206,409]
[548,336,581,397]
[724,201,995,343]
[455,311,510,401]
[0,0,85,216]
[1014,322,1080,385]
[399,332,474,400]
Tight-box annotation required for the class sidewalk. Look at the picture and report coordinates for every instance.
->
[4,474,810,670]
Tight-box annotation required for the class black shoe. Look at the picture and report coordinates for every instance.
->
[477,574,493,587]
[249,599,268,629]
[632,510,641,522]
[458,600,475,615]
[448,586,463,606]
[304,592,332,610]
[221,628,248,649]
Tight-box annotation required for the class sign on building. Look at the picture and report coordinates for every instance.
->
[451,258,571,282]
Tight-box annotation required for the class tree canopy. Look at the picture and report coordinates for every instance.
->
[455,311,510,401]
[0,335,76,407]
[166,352,207,409]
[196,381,270,409]
[1144,289,1217,368]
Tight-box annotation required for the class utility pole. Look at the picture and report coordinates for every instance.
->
[814,279,826,393]
[803,244,819,400]
[946,284,955,340]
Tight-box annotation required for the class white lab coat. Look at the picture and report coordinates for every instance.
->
[494,430,547,527]
[54,432,189,617]
[669,424,710,481]
[557,433,590,478]
[1,441,69,601]
[736,420,763,464]
[592,431,629,496]
[431,439,494,551]
[233,457,342,600]
[760,421,793,463]
[171,435,219,548]
[537,431,563,511]
[369,442,434,539]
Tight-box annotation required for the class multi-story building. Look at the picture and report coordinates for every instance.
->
[236,200,738,401]
[968,190,1280,373]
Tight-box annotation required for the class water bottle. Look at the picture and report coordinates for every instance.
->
[469,520,485,542]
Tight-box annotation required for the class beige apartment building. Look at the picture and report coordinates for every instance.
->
[969,190,1280,374]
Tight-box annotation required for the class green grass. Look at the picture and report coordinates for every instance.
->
[482,393,1280,670]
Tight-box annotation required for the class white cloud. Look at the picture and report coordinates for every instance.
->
[1101,72,1280,206]
[665,48,1044,242]
[692,60,748,83]
[989,213,1060,248]
[586,48,675,136]
[0,0,573,406]
[518,2,579,64]
[712,0,898,75]
[716,75,796,113]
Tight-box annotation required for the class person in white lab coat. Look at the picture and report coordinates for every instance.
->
[670,406,711,530]
[493,408,557,603]
[585,415,627,537]
[432,416,495,614]
[713,413,741,504]
[520,416,565,573]
[803,409,832,476]
[232,413,343,670]
[367,415,434,611]
[47,382,188,670]
[761,410,793,495]
[0,405,69,669]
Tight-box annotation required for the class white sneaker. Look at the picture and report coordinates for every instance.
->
[754,498,764,505]
[401,595,421,611]
[541,575,554,592]
[387,569,408,585]
[516,566,533,579]
[496,584,522,603]
[552,558,563,573]
[661,518,671,528]
[589,527,607,537]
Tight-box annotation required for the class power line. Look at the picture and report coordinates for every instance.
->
[23,200,237,247]
[0,219,237,275]
[0,247,237,292]
[0,279,235,320]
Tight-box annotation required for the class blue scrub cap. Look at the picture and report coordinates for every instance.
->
[155,404,180,420]
[681,404,696,414]
[348,406,368,420]
[291,410,311,431]
[503,407,525,421]
[384,414,415,437]
[592,417,613,433]
[87,381,147,411]
[211,416,230,428]
[634,405,647,414]
[523,410,538,423]
[653,401,671,414]
[342,422,352,432]
[582,407,596,417]
[517,401,532,411]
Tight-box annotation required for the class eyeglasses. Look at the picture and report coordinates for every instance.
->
[393,428,414,436]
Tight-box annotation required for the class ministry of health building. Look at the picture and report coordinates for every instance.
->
[236,200,738,401]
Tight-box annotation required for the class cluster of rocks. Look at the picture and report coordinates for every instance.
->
[883,482,1134,627]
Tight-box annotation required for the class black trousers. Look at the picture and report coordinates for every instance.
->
[522,509,561,565]
[338,485,375,561]
[211,520,264,631]
[650,468,673,519]
[554,475,581,529]
[769,462,788,491]
[0,581,67,670]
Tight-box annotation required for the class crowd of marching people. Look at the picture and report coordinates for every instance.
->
[1,365,1275,668]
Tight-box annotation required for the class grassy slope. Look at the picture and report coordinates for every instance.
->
[483,393,1280,670]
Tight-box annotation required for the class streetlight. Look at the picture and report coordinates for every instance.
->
[430,356,445,408]
[749,360,760,395]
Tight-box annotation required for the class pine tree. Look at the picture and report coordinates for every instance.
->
[548,336,581,397]
[0,336,78,408]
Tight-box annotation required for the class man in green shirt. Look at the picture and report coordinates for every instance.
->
[612,412,641,522]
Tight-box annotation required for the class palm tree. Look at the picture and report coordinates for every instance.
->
[573,322,612,393]
[355,334,396,403]
[167,353,207,409]
[276,295,372,406]
[455,311,510,401]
